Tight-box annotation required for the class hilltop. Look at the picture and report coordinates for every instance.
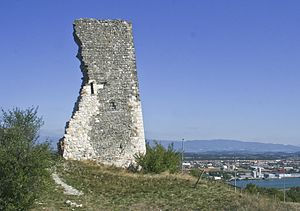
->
[32,160,299,210]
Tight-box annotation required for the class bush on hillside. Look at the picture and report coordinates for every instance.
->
[134,141,181,174]
[0,107,52,210]
[286,186,300,202]
[244,183,286,201]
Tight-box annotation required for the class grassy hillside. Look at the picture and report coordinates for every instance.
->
[32,160,299,210]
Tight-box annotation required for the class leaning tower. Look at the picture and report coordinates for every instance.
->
[59,19,146,167]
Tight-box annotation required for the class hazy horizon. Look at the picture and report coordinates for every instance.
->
[42,132,300,147]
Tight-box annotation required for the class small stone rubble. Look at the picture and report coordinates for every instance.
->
[65,200,83,208]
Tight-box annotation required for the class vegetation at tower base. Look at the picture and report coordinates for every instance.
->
[134,142,181,173]
[0,107,52,210]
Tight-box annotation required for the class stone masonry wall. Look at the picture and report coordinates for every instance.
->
[60,19,146,167]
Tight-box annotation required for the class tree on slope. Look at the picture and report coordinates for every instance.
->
[0,107,52,210]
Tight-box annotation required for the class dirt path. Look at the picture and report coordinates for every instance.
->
[51,173,83,196]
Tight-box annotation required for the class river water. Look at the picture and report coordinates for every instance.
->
[231,177,300,189]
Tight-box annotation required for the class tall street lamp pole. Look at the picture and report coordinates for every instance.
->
[182,138,184,173]
[283,168,286,203]
[234,154,237,193]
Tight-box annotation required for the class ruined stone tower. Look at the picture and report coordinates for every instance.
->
[60,19,146,167]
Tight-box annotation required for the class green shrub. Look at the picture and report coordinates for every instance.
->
[286,186,300,202]
[0,107,52,210]
[135,141,181,174]
[244,183,259,194]
[189,168,202,177]
[244,183,285,201]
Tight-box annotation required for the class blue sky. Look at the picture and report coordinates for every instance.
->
[1,0,300,145]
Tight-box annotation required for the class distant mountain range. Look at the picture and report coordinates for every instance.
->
[148,139,300,153]
[43,136,300,153]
